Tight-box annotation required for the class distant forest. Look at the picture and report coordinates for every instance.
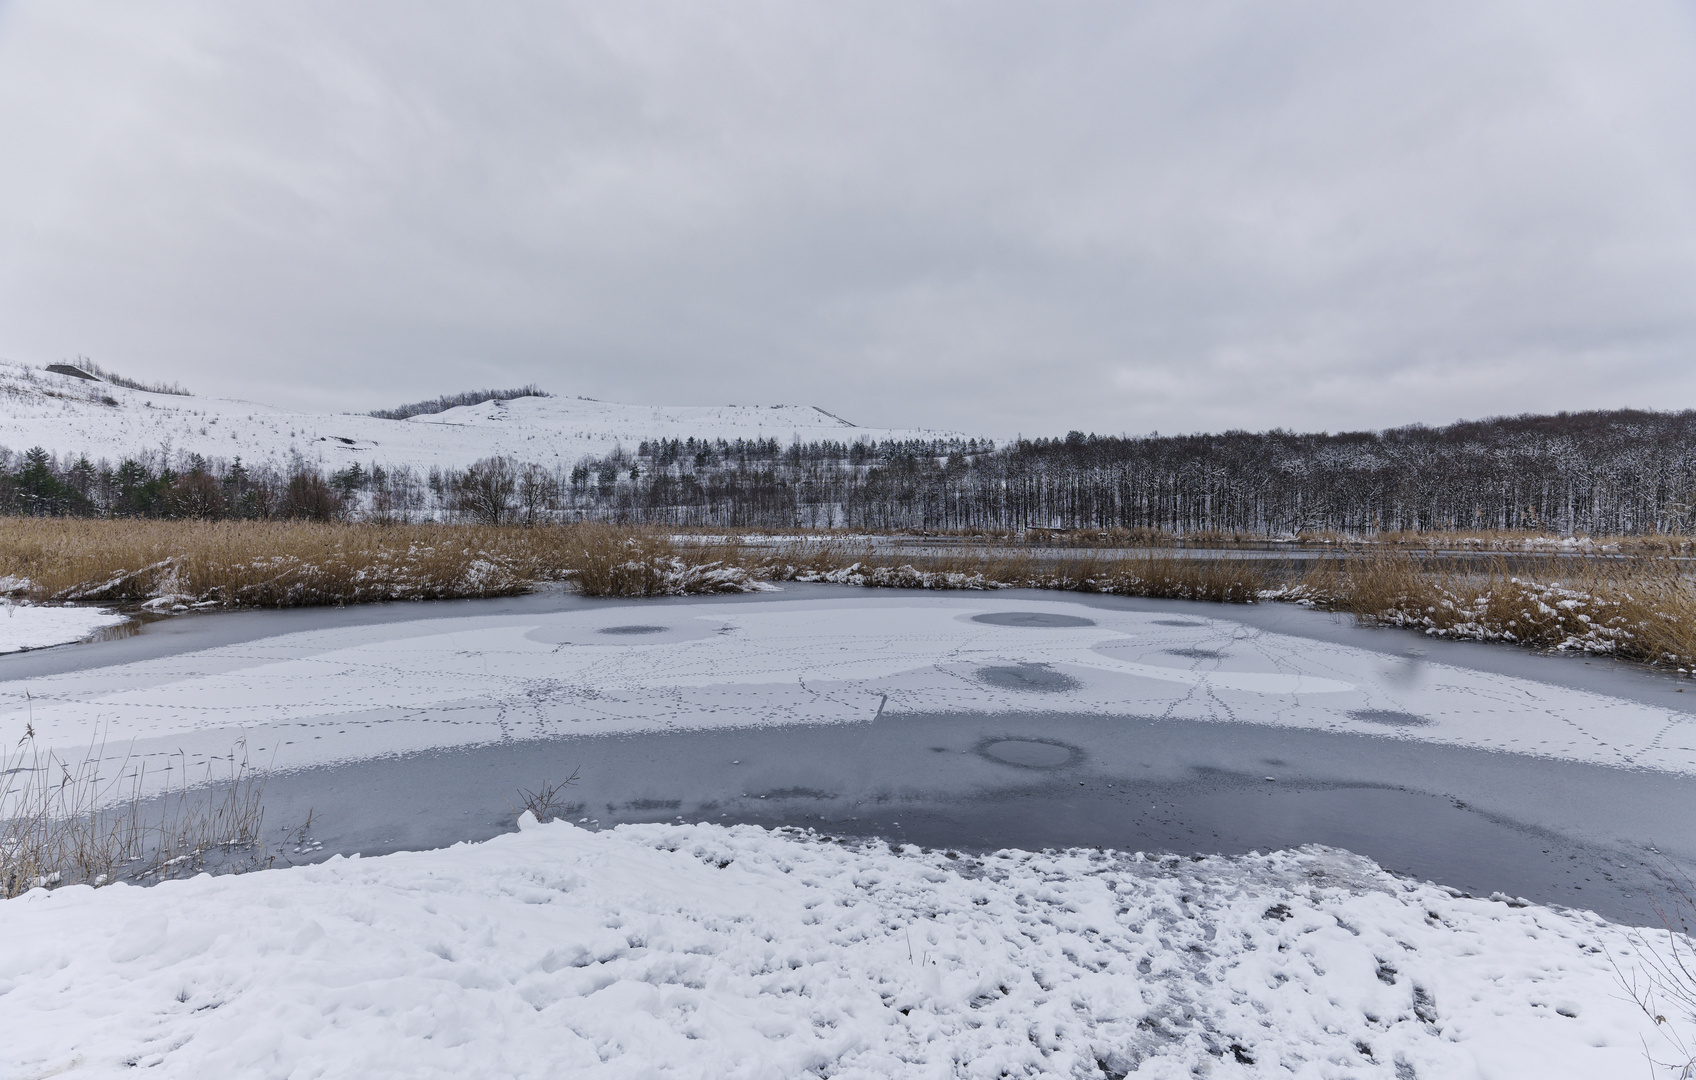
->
[4,409,1695,535]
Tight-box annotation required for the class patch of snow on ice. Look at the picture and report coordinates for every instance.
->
[0,602,127,655]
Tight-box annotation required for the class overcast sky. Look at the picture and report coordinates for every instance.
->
[2,1,1693,439]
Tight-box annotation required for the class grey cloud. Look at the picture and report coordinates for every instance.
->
[1,0,1692,438]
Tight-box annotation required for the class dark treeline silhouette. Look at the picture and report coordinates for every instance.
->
[5,409,1696,534]
[0,448,353,522]
[565,412,1696,534]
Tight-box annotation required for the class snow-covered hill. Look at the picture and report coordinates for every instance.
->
[0,362,962,471]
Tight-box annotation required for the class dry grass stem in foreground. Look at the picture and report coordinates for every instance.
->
[1,723,269,899]
[506,768,582,825]
[1612,864,1696,1078]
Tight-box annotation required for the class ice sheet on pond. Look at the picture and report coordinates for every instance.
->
[4,595,1694,795]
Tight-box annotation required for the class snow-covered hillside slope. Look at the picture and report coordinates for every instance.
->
[0,361,961,472]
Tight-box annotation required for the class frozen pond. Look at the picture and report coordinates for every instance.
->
[4,585,1694,923]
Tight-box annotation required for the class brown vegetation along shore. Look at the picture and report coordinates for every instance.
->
[0,519,585,606]
[1288,552,1696,669]
[0,519,1279,605]
[3,519,1693,668]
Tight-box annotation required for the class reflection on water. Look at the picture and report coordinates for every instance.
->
[80,619,142,644]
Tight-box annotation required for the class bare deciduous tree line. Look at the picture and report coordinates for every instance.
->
[6,408,1696,535]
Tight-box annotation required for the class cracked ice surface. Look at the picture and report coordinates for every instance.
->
[4,596,1693,790]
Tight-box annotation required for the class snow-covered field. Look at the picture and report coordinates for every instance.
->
[0,361,961,473]
[0,601,127,655]
[0,816,1664,1079]
[5,595,1693,789]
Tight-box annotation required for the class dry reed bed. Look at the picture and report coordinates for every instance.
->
[749,544,1271,603]
[468,531,1696,666]
[0,728,268,899]
[1288,553,1696,669]
[0,519,604,606]
[4,519,1694,666]
[0,520,1275,605]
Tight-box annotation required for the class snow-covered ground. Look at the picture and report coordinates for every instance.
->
[6,597,1693,1076]
[0,600,127,655]
[0,361,962,473]
[4,595,1693,790]
[1,816,1667,1079]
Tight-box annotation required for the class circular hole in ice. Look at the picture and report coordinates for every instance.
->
[1347,709,1433,727]
[975,664,1081,693]
[1164,647,1224,659]
[599,625,670,635]
[1152,619,1206,627]
[978,738,1082,769]
[971,612,1096,628]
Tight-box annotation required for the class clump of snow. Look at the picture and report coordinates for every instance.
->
[0,601,127,654]
[1439,535,1623,553]
[601,554,774,595]
[789,561,1007,591]
[0,821,1662,1078]
[1376,579,1642,656]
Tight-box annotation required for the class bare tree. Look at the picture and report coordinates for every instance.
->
[453,456,518,525]
[517,463,559,526]
[277,472,346,522]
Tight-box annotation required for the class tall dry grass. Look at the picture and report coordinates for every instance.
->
[1366,529,1696,556]
[6,518,1693,667]
[569,530,762,597]
[0,519,610,606]
[1,725,268,898]
[1613,863,1696,1077]
[738,540,1274,602]
[1291,552,1696,668]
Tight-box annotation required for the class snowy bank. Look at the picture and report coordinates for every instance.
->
[0,601,126,655]
[0,820,1664,1079]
